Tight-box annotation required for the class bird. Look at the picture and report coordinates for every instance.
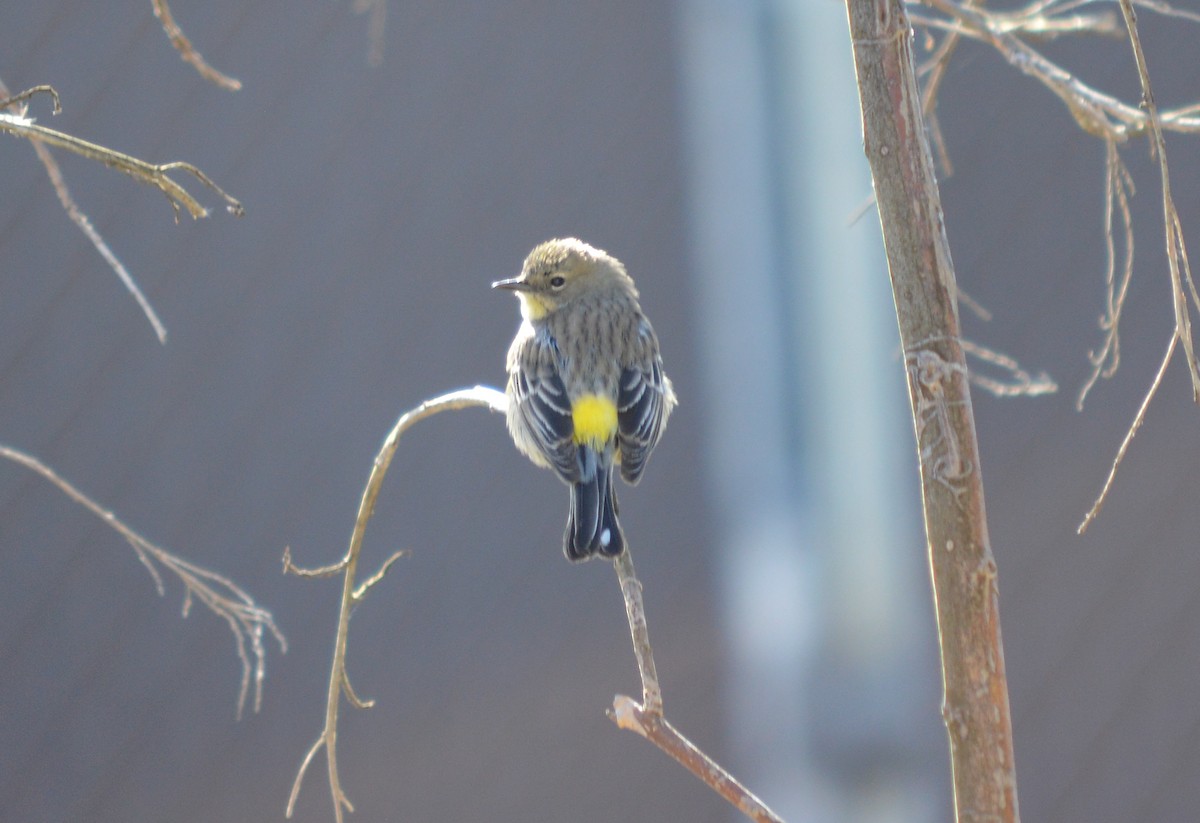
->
[494,238,676,561]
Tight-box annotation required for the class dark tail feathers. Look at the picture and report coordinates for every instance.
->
[564,463,624,562]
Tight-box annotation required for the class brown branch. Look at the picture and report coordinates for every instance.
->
[152,0,242,90]
[848,1,1020,820]
[914,0,1200,138]
[0,83,61,113]
[1078,140,1136,409]
[961,339,1058,397]
[917,24,962,176]
[1078,333,1177,533]
[0,78,169,343]
[1116,0,1200,399]
[284,386,508,822]
[608,550,783,823]
[0,444,285,717]
[910,0,1200,528]
[285,383,782,821]
[1077,0,1200,528]
[0,85,244,221]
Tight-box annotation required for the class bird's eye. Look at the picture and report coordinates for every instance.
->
[550,276,566,288]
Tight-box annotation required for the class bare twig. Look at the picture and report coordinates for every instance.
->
[910,6,1121,39]
[917,24,962,176]
[33,140,169,341]
[1,79,169,343]
[0,83,61,113]
[956,285,994,322]
[282,545,348,579]
[848,0,1020,818]
[1074,0,1200,530]
[1129,0,1200,24]
[284,386,508,822]
[913,0,1200,138]
[910,0,1200,528]
[152,0,242,90]
[285,383,782,822]
[1078,333,1177,532]
[608,550,783,823]
[0,86,244,221]
[612,550,662,714]
[961,339,1058,397]
[1078,140,1136,409]
[0,443,285,717]
[1116,0,1200,400]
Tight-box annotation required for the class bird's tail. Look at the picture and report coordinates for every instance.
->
[564,461,624,562]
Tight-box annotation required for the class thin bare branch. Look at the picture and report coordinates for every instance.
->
[608,550,782,822]
[0,91,244,221]
[152,0,242,90]
[0,444,285,718]
[611,697,784,823]
[0,84,61,114]
[613,550,662,714]
[287,736,332,820]
[1079,140,1136,409]
[1,79,169,343]
[917,28,962,176]
[961,339,1059,397]
[1078,333,1178,532]
[1117,0,1200,400]
[1130,0,1200,24]
[911,0,1200,526]
[351,549,408,602]
[285,386,508,822]
[341,671,376,710]
[908,8,1119,40]
[38,144,168,340]
[914,0,1200,138]
[285,382,781,821]
[282,545,349,578]
[956,285,994,322]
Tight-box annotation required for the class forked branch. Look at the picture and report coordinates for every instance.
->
[0,444,285,718]
[284,385,783,823]
[284,387,508,822]
[608,550,784,823]
[0,85,244,221]
[0,81,243,342]
[1077,0,1200,530]
[908,0,1200,531]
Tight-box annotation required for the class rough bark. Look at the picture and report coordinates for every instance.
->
[845,1,1020,819]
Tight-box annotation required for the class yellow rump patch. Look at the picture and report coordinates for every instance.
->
[572,393,618,448]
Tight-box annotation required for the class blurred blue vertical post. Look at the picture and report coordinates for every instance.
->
[675,0,945,820]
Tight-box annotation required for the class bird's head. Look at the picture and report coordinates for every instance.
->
[493,238,634,321]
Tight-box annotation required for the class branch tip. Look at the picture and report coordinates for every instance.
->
[341,671,376,709]
[351,549,409,601]
[0,84,61,115]
[0,444,283,717]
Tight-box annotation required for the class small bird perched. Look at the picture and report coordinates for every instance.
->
[494,238,676,561]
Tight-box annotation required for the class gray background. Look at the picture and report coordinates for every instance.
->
[1,2,1199,822]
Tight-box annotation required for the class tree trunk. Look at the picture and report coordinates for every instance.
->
[844,1,1021,819]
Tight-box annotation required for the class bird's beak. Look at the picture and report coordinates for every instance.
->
[492,276,530,292]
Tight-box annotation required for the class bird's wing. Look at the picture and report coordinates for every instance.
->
[512,331,579,482]
[617,322,671,485]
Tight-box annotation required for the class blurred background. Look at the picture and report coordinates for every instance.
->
[1,1,1198,821]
